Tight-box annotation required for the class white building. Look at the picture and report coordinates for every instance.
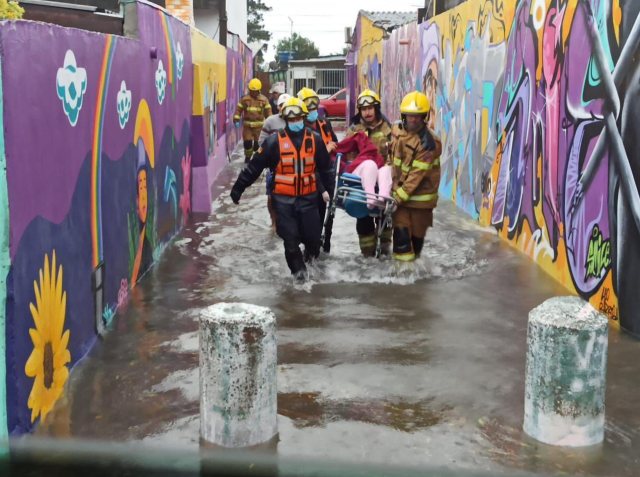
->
[192,0,247,46]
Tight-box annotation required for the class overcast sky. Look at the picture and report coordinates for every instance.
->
[261,0,424,61]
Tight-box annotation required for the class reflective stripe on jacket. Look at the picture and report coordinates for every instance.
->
[273,129,318,196]
[234,93,272,127]
[389,123,442,209]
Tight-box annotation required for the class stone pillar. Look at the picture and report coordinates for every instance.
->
[199,303,278,448]
[524,296,608,447]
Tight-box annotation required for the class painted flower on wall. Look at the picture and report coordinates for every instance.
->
[176,42,184,80]
[155,61,167,104]
[117,278,129,308]
[116,81,132,129]
[56,50,87,127]
[25,251,71,423]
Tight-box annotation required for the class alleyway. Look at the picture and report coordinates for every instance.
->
[34,141,640,476]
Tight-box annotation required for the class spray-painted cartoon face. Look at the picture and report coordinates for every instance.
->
[137,169,148,223]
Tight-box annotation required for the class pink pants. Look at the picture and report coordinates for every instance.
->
[351,161,393,209]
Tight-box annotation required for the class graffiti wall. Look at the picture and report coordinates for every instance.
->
[347,13,385,120]
[380,22,421,124]
[484,0,640,335]
[1,1,193,434]
[380,0,640,335]
[189,30,252,213]
[226,42,253,149]
[190,29,228,213]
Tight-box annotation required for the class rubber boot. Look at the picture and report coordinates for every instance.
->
[303,239,321,264]
[411,236,425,259]
[284,240,306,277]
[392,227,415,262]
[358,234,376,257]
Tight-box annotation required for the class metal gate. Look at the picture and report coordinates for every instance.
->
[314,69,346,98]
[287,68,346,98]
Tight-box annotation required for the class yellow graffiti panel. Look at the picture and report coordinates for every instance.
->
[357,14,384,94]
[191,29,227,116]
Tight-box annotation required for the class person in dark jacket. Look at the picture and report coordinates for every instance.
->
[230,97,335,282]
[298,87,338,253]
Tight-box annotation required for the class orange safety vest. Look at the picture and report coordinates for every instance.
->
[317,119,334,146]
[273,129,317,196]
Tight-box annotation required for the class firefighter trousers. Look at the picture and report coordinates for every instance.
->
[243,127,260,161]
[356,216,392,257]
[392,206,433,262]
[273,195,322,277]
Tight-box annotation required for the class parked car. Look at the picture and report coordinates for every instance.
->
[319,88,346,117]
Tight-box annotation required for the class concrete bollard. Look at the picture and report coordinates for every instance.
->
[524,296,608,447]
[199,303,278,448]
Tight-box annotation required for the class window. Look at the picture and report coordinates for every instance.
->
[336,90,346,100]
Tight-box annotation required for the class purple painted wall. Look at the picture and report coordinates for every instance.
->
[191,43,252,213]
[2,2,193,434]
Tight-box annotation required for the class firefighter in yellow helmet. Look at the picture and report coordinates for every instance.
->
[389,91,442,262]
[297,87,338,253]
[230,97,335,282]
[346,89,394,257]
[234,78,272,163]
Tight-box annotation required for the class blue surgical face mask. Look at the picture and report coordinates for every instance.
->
[288,121,304,132]
[307,110,319,122]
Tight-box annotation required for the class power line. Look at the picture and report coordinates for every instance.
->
[269,30,345,33]
[266,14,350,17]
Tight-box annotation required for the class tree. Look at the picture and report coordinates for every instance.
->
[247,0,272,43]
[276,33,320,61]
[330,46,350,56]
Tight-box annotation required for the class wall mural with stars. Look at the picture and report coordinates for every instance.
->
[1,1,192,434]
[382,0,640,336]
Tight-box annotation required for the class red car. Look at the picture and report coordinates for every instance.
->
[319,88,346,118]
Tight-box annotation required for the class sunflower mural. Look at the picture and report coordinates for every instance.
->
[25,251,71,423]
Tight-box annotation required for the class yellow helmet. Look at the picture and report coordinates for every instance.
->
[280,97,309,118]
[400,91,430,115]
[248,78,262,91]
[297,87,319,109]
[357,89,381,108]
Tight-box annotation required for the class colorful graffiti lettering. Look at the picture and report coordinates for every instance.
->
[586,225,611,281]
[378,0,640,332]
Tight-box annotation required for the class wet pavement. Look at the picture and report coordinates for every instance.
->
[34,130,640,476]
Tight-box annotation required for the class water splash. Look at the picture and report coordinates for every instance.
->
[197,167,487,290]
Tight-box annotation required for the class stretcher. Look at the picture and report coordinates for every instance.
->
[321,153,395,258]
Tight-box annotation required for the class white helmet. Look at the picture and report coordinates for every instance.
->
[277,93,292,107]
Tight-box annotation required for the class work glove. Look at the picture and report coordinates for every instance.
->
[234,122,240,128]
[230,188,242,204]
[322,191,330,203]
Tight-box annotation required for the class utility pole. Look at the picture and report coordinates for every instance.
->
[419,0,436,23]
[288,16,294,62]
[219,0,227,47]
